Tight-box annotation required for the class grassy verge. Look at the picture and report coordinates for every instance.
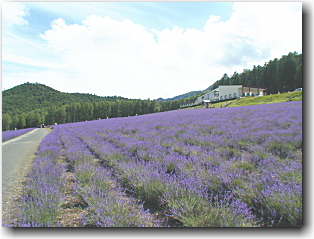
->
[227,91,302,107]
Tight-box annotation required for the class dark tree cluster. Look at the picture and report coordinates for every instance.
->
[2,83,184,131]
[212,52,302,94]
[41,99,180,126]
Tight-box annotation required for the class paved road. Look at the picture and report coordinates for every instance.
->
[2,128,51,223]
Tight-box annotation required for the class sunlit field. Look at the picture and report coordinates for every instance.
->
[7,101,302,227]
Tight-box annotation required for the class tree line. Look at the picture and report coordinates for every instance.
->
[2,82,129,115]
[212,52,302,94]
[2,99,183,131]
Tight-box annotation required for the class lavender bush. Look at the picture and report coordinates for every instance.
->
[2,128,36,142]
[59,127,158,227]
[7,101,302,227]
[10,127,65,227]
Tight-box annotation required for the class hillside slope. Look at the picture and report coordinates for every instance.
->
[228,91,302,107]
[2,82,128,115]
[2,82,185,130]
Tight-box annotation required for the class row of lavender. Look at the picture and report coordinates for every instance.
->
[5,128,65,226]
[9,101,302,227]
[58,127,159,226]
[2,128,36,142]
[7,126,159,227]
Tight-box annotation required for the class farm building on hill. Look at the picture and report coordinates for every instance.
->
[180,85,268,109]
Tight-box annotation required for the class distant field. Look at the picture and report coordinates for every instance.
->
[7,101,302,227]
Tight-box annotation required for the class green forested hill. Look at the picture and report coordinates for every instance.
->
[2,82,186,131]
[2,82,128,115]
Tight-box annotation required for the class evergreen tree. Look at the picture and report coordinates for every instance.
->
[11,115,19,129]
[265,58,278,93]
[17,115,26,129]
[57,106,67,124]
[2,114,11,131]
[230,72,240,85]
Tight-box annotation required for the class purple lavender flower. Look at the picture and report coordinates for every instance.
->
[7,101,302,227]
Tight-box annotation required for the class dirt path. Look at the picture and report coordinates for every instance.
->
[2,128,51,224]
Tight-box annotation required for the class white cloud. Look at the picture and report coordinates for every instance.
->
[227,2,302,61]
[38,15,228,98]
[202,2,302,69]
[2,2,29,27]
[5,2,302,99]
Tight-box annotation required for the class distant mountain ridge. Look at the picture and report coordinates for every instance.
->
[157,85,214,101]
[157,91,203,101]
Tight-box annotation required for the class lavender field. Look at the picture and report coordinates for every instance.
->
[8,101,302,227]
[2,128,36,142]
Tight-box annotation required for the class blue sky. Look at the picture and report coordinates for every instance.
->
[24,2,234,31]
[2,1,303,99]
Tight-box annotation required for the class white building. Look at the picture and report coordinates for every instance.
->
[195,85,267,105]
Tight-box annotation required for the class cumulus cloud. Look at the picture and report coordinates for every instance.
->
[37,2,301,99]
[224,2,302,63]
[2,2,29,27]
